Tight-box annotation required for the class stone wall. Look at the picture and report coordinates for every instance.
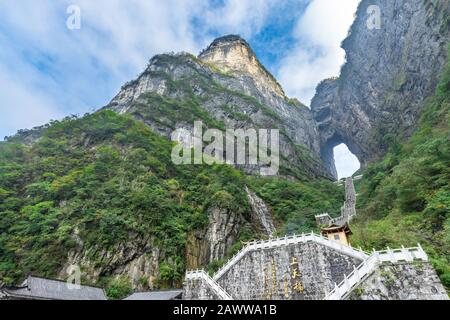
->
[216,241,362,300]
[347,262,449,300]
[183,277,221,300]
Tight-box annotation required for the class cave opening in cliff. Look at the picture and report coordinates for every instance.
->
[333,143,360,180]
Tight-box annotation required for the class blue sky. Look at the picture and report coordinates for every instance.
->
[0,0,360,178]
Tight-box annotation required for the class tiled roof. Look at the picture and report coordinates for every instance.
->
[3,276,107,300]
[124,290,182,300]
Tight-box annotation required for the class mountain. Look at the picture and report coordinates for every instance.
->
[0,36,345,297]
[312,0,450,177]
[105,35,328,180]
[351,45,450,289]
[1,0,449,297]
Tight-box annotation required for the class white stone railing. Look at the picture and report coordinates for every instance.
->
[185,270,233,300]
[324,244,428,300]
[211,231,369,281]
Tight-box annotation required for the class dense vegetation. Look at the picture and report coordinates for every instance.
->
[0,109,343,298]
[351,47,450,289]
[3,46,447,297]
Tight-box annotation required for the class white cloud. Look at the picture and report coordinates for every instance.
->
[202,0,277,38]
[278,0,360,105]
[0,71,63,140]
[334,143,360,179]
[0,0,278,139]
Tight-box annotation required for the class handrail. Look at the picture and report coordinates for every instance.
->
[185,270,233,300]
[185,240,429,301]
[324,244,428,300]
[210,231,369,281]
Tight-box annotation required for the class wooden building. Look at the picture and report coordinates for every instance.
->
[320,223,352,246]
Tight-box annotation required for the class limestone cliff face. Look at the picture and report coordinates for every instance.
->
[312,0,450,177]
[199,35,285,97]
[59,232,163,291]
[106,36,328,179]
[347,262,449,300]
[186,188,278,270]
[186,206,244,270]
[245,186,276,236]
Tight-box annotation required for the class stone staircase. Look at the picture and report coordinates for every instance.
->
[212,231,368,282]
[185,270,233,300]
[184,232,434,300]
[323,245,428,300]
[185,231,369,299]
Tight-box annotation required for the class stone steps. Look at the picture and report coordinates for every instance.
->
[185,270,233,300]
[324,245,428,300]
[211,231,369,282]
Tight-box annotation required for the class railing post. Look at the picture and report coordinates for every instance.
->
[344,274,349,292]
[401,245,412,262]
[417,243,428,261]
[334,283,339,300]
[361,257,368,273]
[353,265,360,280]
[387,246,396,263]
[374,251,380,264]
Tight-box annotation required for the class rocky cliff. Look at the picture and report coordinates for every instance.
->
[347,262,449,300]
[1,0,449,296]
[105,0,450,181]
[105,35,328,179]
[312,0,450,177]
[186,206,244,270]
[198,35,285,98]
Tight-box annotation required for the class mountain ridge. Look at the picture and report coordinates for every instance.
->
[105,38,329,180]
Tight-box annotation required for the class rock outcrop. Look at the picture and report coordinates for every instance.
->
[199,35,285,97]
[347,262,449,300]
[62,0,450,290]
[105,36,328,179]
[245,186,276,236]
[186,206,245,270]
[105,0,450,181]
[59,233,162,290]
[312,0,450,177]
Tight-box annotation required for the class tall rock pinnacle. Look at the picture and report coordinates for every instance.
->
[199,35,285,97]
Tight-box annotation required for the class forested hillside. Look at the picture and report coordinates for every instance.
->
[0,110,343,297]
[352,47,450,289]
